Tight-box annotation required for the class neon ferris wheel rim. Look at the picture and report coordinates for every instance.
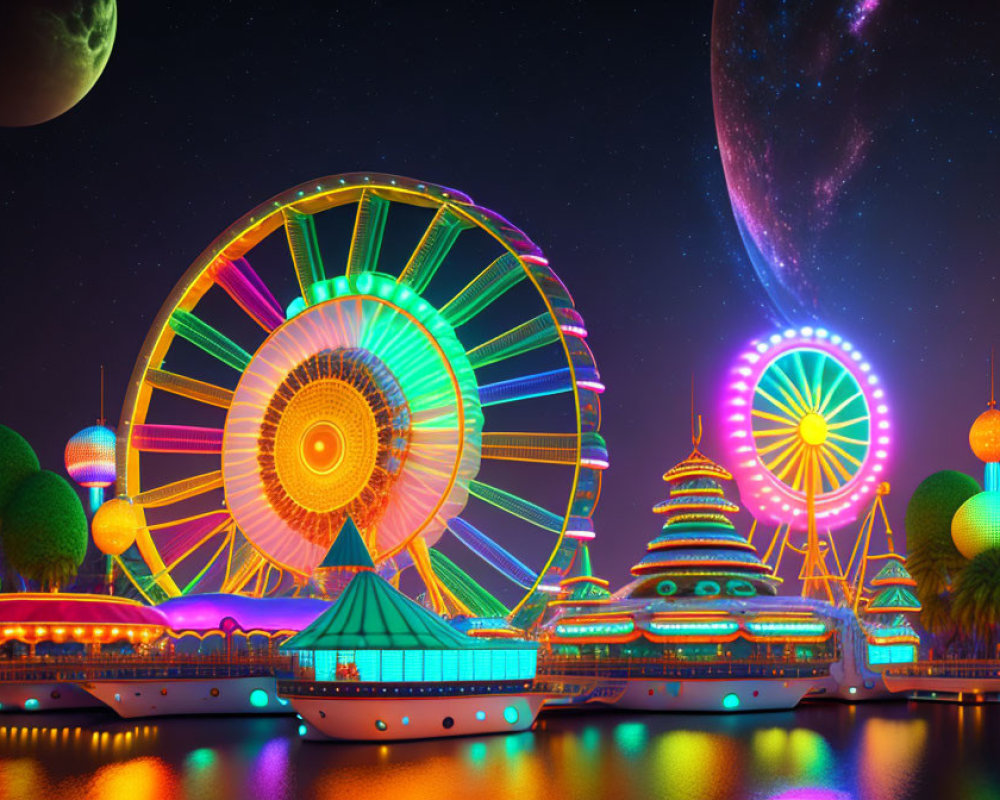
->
[724,326,890,531]
[112,173,606,622]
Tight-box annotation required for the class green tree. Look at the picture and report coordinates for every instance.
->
[0,425,39,511]
[0,425,40,592]
[953,548,1000,657]
[905,470,979,637]
[1,471,88,590]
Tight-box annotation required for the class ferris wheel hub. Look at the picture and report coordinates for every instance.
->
[799,412,828,446]
[300,421,346,475]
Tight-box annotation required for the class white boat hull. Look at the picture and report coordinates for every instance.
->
[0,682,103,712]
[79,676,291,718]
[609,676,817,712]
[288,692,545,741]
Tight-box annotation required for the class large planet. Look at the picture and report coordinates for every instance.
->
[0,0,116,127]
[711,0,886,323]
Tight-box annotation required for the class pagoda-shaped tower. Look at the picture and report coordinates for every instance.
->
[623,414,779,599]
[555,545,612,605]
[862,554,921,665]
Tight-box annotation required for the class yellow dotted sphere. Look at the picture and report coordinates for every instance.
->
[92,497,139,556]
[970,408,1000,463]
[951,491,1000,560]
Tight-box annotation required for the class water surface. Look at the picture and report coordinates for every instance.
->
[0,701,994,799]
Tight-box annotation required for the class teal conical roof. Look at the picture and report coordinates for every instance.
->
[866,585,921,613]
[557,545,611,603]
[318,515,374,571]
[282,569,535,652]
[870,557,916,587]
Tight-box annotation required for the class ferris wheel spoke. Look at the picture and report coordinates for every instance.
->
[752,425,798,439]
[346,190,390,276]
[792,351,814,408]
[133,470,224,508]
[468,479,564,532]
[439,253,524,327]
[145,369,234,409]
[397,206,473,294]
[131,424,223,454]
[825,392,865,423]
[283,208,326,298]
[767,440,802,478]
[479,367,576,406]
[445,517,539,588]
[407,538,451,615]
[210,257,285,332]
[824,440,862,468]
[811,352,827,410]
[466,314,559,369]
[767,364,811,416]
[819,446,853,483]
[790,448,808,491]
[755,432,800,457]
[428,548,509,617]
[753,388,801,424]
[826,415,868,432]
[165,525,233,587]
[221,547,267,594]
[815,450,842,490]
[168,310,251,373]
[817,368,850,415]
[481,431,602,466]
[752,407,799,427]
[826,431,869,446]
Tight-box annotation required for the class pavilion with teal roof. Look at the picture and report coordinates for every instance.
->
[862,554,921,666]
[282,517,537,684]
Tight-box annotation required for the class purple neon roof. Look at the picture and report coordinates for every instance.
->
[156,593,331,633]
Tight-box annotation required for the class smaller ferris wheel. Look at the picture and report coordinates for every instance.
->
[724,327,891,600]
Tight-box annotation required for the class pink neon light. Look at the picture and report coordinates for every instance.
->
[721,327,891,532]
[212,257,285,332]
[131,424,224,454]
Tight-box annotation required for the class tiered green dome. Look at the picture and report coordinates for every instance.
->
[626,427,778,599]
[862,554,921,652]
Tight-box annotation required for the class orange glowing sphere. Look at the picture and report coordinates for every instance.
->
[300,422,346,475]
[91,497,139,556]
[970,408,1000,463]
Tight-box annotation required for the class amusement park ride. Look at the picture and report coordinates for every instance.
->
[93,173,605,630]
[725,328,897,610]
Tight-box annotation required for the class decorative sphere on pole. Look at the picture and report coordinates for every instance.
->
[91,496,138,556]
[64,424,116,514]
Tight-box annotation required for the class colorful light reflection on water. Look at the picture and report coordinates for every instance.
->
[0,703,997,800]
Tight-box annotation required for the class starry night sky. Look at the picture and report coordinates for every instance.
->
[0,1,998,590]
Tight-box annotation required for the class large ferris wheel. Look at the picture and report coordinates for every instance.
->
[724,327,891,600]
[107,173,606,627]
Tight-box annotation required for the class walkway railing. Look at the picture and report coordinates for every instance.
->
[884,660,1000,680]
[536,656,831,680]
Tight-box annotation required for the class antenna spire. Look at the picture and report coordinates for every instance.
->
[99,365,105,426]
[690,374,703,449]
[990,347,996,410]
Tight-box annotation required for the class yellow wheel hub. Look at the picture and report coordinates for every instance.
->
[799,412,829,446]
[272,379,379,513]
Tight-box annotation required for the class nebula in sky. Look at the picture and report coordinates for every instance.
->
[711,0,885,322]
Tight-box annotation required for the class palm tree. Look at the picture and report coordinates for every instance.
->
[905,470,978,641]
[953,549,1000,658]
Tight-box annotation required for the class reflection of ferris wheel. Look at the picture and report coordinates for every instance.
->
[112,173,606,626]
[725,327,890,599]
